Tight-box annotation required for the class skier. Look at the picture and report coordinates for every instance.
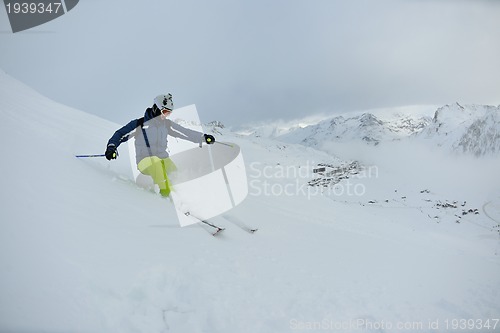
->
[105,93,215,197]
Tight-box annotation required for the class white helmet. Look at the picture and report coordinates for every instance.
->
[154,93,174,110]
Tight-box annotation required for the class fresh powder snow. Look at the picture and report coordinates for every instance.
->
[1,70,500,333]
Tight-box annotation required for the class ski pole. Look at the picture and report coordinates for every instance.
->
[215,141,234,148]
[75,154,106,158]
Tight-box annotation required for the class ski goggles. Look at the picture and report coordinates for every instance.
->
[161,107,172,115]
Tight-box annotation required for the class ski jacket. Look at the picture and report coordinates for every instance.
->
[107,107,204,164]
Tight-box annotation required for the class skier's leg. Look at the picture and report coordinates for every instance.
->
[137,157,177,197]
[158,158,178,197]
[158,159,170,197]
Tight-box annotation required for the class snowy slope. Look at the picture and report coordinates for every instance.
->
[1,70,500,333]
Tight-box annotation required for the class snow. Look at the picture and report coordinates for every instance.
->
[239,105,438,141]
[273,109,434,148]
[1,70,500,333]
[416,103,500,156]
[248,103,500,158]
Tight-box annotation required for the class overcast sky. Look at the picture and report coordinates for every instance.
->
[1,0,499,127]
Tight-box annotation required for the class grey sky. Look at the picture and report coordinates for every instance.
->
[1,0,499,127]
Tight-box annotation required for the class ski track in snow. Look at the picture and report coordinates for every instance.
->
[1,71,500,333]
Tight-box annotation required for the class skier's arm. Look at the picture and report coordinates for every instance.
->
[105,119,142,160]
[168,121,205,143]
[107,119,141,148]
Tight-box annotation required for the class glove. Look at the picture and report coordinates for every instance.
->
[105,144,118,160]
[204,134,215,144]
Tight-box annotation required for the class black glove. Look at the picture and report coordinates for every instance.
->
[105,144,118,160]
[204,134,215,144]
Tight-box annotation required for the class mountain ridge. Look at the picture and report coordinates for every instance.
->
[238,103,499,156]
[415,102,500,156]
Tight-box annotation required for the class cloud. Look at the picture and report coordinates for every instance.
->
[321,138,500,199]
[0,0,499,126]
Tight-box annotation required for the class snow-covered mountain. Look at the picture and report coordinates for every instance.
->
[415,102,500,156]
[277,111,432,147]
[243,103,500,157]
[1,70,500,333]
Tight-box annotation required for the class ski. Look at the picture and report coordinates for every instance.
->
[199,220,225,236]
[185,212,225,236]
[222,214,258,234]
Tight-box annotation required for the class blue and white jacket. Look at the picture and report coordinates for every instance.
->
[107,107,204,164]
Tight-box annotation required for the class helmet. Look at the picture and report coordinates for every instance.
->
[154,93,174,110]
